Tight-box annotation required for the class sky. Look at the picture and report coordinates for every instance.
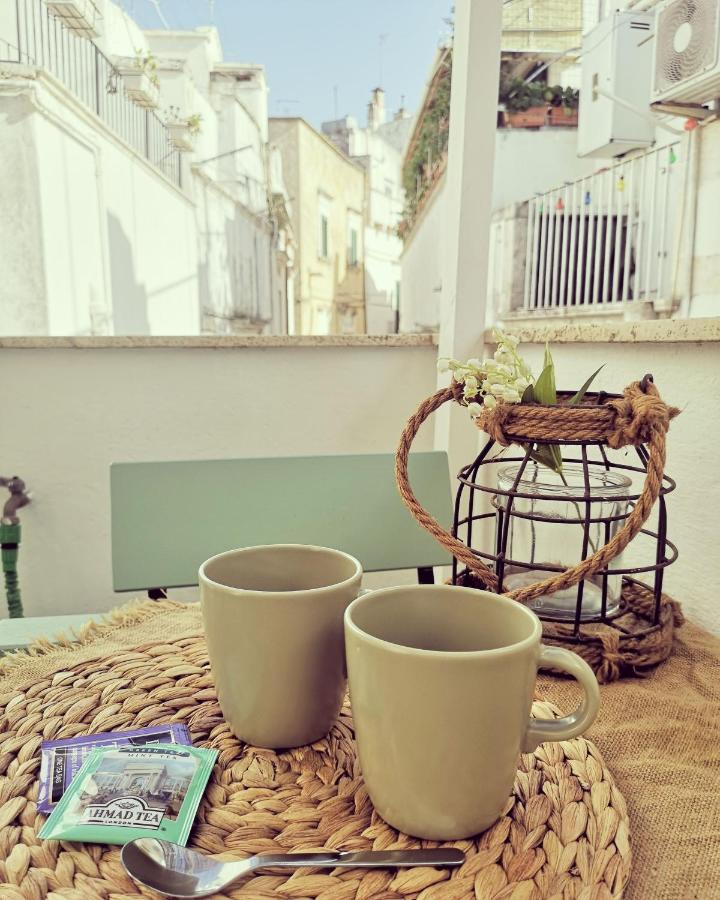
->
[124,0,453,127]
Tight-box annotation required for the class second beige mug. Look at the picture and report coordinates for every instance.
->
[200,544,362,749]
[345,584,600,840]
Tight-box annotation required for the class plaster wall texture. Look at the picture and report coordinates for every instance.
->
[0,343,438,617]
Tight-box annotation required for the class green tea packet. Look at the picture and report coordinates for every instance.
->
[38,743,217,846]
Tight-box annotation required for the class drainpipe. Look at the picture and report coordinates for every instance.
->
[677,127,700,318]
[1,476,31,619]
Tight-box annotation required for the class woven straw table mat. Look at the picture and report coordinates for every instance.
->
[0,601,711,900]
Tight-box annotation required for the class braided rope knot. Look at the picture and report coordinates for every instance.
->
[605,380,680,450]
[475,404,515,446]
[594,628,623,683]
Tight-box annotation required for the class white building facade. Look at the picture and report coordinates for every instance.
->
[0,0,293,335]
[323,89,412,333]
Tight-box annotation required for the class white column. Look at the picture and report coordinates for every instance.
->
[435,0,503,479]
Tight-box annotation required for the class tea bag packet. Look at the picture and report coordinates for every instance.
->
[38,743,217,846]
[38,724,192,813]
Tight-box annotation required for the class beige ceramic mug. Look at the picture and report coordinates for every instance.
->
[200,544,363,749]
[345,583,600,840]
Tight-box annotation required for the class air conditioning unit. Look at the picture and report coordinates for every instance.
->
[578,12,656,158]
[653,0,720,103]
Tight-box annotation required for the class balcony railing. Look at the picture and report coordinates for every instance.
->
[523,142,681,312]
[1,0,181,187]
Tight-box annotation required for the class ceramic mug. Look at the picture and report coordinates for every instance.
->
[345,583,600,840]
[200,544,363,749]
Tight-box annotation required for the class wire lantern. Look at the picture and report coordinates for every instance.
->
[396,374,684,681]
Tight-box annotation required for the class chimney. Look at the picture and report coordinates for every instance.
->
[367,87,386,130]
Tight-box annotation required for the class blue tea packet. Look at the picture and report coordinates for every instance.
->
[38,724,192,813]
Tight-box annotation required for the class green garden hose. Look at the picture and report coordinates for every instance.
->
[0,522,22,618]
[1,475,30,619]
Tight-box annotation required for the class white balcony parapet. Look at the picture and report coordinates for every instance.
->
[523,141,682,316]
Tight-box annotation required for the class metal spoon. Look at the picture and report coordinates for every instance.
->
[121,837,465,898]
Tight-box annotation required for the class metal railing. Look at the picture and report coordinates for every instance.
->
[1,0,181,187]
[523,141,681,311]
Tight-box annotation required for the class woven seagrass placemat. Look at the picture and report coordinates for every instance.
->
[0,600,631,900]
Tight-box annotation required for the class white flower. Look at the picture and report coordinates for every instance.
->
[463,375,480,397]
[467,402,483,418]
[502,388,521,403]
[466,358,482,369]
[437,358,450,374]
[483,395,497,409]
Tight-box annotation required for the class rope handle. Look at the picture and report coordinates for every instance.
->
[395,379,675,603]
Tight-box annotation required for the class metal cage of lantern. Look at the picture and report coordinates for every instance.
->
[450,437,678,640]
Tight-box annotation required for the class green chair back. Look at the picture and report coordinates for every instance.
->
[110,452,453,592]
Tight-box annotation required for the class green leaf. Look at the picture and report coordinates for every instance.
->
[529,444,563,474]
[543,341,553,371]
[521,345,563,473]
[568,364,605,405]
[533,363,557,405]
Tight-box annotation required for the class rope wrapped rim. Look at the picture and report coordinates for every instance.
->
[457,374,679,449]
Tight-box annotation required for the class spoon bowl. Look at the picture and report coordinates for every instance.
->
[121,838,465,898]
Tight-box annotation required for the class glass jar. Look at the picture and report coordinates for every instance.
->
[495,462,632,621]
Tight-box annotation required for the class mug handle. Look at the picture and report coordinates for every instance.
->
[522,645,601,753]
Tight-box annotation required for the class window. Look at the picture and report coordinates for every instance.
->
[319,214,329,259]
[348,227,358,266]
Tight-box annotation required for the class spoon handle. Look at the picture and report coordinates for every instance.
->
[337,849,465,868]
[251,848,465,870]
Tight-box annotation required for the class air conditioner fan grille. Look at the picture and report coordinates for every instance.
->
[654,0,720,93]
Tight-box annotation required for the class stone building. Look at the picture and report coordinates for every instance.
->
[269,118,366,334]
[322,89,413,333]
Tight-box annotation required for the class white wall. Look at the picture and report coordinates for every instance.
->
[515,337,720,634]
[689,120,720,318]
[400,129,596,333]
[493,128,596,210]
[0,92,48,334]
[0,72,199,336]
[400,177,447,332]
[0,342,438,618]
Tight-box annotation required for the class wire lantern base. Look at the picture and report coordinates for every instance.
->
[449,438,681,681]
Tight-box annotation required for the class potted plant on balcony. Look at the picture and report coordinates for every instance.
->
[44,0,102,38]
[547,86,579,126]
[501,80,548,128]
[115,50,160,109]
[165,108,202,151]
[500,79,579,129]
